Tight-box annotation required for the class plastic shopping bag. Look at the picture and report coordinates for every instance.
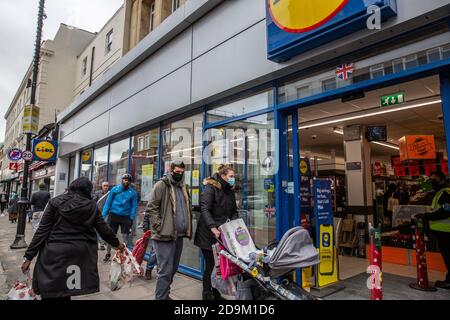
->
[110,248,141,291]
[211,244,237,296]
[131,230,151,265]
[31,211,44,235]
[217,243,242,280]
[7,272,37,300]
[219,218,258,262]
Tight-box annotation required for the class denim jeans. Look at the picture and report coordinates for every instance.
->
[146,239,157,271]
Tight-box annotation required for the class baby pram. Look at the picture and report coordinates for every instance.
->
[218,226,319,300]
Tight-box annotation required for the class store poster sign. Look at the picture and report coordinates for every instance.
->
[318,224,339,287]
[399,135,436,161]
[300,158,311,214]
[141,164,154,201]
[192,170,200,187]
[184,170,192,186]
[264,178,275,193]
[313,179,333,230]
[32,139,58,162]
[192,189,200,206]
[266,0,398,62]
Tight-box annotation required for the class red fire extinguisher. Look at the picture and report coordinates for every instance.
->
[368,224,382,300]
[409,216,437,292]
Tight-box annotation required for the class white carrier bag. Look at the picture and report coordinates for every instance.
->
[218,218,258,262]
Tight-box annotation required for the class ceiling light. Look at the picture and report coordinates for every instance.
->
[333,128,344,135]
[372,141,400,150]
[298,99,441,130]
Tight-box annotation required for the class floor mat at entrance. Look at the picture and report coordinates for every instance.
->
[324,273,450,300]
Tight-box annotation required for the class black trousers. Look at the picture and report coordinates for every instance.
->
[106,214,132,254]
[435,231,450,282]
[201,249,222,298]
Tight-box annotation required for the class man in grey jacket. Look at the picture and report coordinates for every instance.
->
[145,161,192,300]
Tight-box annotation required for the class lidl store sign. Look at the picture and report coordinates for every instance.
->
[267,0,398,62]
[33,139,58,162]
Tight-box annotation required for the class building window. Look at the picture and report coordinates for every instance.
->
[105,29,113,54]
[404,54,418,70]
[392,58,404,73]
[131,128,159,242]
[138,137,144,152]
[370,64,385,79]
[443,44,450,59]
[82,57,88,76]
[172,0,180,13]
[92,146,109,191]
[206,88,274,123]
[108,138,130,187]
[150,1,156,32]
[144,135,151,150]
[322,78,337,92]
[427,48,442,63]
[296,86,310,99]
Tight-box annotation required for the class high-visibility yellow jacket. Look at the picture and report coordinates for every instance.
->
[430,187,450,233]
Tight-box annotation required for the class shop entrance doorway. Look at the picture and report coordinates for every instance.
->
[286,75,449,288]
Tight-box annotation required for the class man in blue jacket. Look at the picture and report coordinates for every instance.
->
[102,173,137,262]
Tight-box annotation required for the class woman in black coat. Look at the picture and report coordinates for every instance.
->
[194,165,239,300]
[21,177,125,300]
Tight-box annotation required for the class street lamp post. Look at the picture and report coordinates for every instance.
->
[11,0,46,249]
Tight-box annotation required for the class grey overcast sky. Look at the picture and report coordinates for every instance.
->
[0,0,124,142]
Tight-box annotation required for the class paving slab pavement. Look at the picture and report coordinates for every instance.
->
[0,214,202,300]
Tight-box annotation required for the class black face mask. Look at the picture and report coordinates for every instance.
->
[172,172,184,182]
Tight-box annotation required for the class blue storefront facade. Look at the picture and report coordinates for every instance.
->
[57,0,450,280]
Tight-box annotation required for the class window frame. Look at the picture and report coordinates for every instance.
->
[321,77,337,92]
[150,1,156,32]
[369,64,385,79]
[105,29,113,54]
[138,136,145,152]
[172,0,180,13]
[82,56,88,77]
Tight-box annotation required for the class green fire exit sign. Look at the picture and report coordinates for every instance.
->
[380,92,405,107]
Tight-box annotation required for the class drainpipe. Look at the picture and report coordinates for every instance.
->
[89,46,95,87]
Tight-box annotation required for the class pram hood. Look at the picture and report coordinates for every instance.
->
[268,227,319,274]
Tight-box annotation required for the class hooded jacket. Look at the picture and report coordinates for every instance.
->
[24,192,120,299]
[144,175,192,241]
[102,185,137,220]
[194,173,239,250]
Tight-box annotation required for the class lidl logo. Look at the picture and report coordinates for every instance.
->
[322,232,331,247]
[267,0,398,62]
[268,0,349,33]
[299,159,309,175]
[32,139,58,162]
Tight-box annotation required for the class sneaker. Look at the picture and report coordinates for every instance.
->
[145,269,152,280]
[103,253,111,263]
[435,280,450,289]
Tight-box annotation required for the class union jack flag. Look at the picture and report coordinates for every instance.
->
[336,63,355,81]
